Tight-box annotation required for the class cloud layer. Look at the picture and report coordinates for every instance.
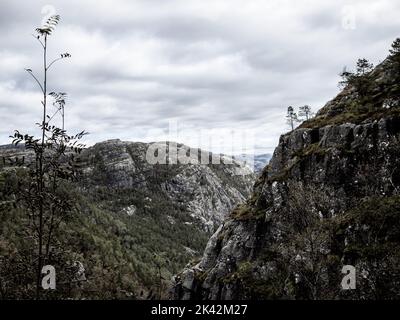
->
[0,0,399,153]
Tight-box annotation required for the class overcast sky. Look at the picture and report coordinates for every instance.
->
[0,0,399,154]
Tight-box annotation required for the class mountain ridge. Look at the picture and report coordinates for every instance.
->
[0,139,255,298]
[172,53,400,300]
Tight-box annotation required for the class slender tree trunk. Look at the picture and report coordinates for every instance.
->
[36,34,47,300]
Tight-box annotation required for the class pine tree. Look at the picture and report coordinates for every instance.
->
[389,38,400,56]
[299,105,313,121]
[356,58,374,75]
[286,106,299,130]
[340,58,374,100]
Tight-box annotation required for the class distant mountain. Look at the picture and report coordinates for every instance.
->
[0,139,255,299]
[0,144,24,150]
[79,140,255,230]
[233,153,272,173]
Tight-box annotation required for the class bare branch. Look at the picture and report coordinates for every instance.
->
[47,54,71,71]
[25,69,44,94]
[46,57,63,71]
[47,108,62,123]
[31,34,45,49]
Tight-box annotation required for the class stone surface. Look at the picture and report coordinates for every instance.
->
[172,59,400,300]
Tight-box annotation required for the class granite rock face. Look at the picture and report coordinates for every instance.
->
[173,117,400,300]
[80,140,255,230]
[173,59,400,300]
[1,139,255,231]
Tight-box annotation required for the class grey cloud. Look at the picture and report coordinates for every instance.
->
[0,0,399,154]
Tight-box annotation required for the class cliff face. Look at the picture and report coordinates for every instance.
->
[0,140,254,298]
[77,140,255,231]
[173,58,400,300]
[1,140,254,231]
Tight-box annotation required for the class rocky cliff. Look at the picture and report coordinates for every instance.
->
[0,139,254,298]
[77,140,255,231]
[2,140,254,231]
[173,56,400,300]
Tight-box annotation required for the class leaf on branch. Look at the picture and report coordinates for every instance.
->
[49,92,68,109]
[36,15,61,36]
